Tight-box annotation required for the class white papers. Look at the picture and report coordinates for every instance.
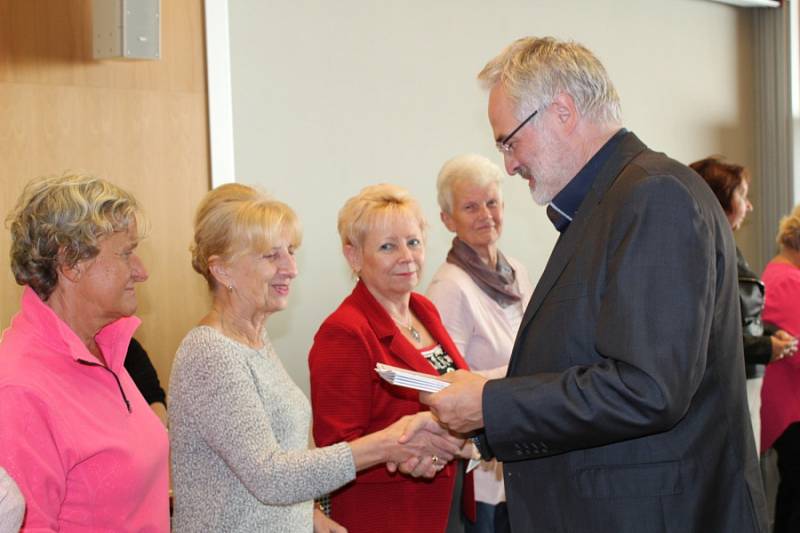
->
[375,363,450,393]
[466,458,481,473]
[375,363,482,474]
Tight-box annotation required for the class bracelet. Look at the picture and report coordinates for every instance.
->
[315,494,331,516]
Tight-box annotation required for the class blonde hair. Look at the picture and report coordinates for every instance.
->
[478,36,621,125]
[337,183,427,249]
[776,204,800,252]
[191,183,302,289]
[6,173,141,300]
[437,154,504,215]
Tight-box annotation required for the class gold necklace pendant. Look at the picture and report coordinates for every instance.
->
[391,313,421,343]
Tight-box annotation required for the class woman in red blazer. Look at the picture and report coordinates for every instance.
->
[310,184,475,533]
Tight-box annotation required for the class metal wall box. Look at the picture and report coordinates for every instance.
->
[92,0,160,60]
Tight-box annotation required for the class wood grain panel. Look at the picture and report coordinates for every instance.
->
[0,0,211,391]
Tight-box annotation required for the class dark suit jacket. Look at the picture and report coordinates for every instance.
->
[310,280,473,533]
[482,133,768,532]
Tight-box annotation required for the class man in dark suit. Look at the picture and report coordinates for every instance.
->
[422,37,769,532]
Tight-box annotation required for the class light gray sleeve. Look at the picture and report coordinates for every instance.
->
[0,467,25,533]
[174,335,355,505]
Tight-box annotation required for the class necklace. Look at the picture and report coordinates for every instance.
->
[391,315,421,343]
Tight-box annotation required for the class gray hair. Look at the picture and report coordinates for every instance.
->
[6,173,141,300]
[437,154,504,215]
[478,36,621,125]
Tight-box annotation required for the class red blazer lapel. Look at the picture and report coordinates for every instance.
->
[350,281,432,374]
[350,280,471,374]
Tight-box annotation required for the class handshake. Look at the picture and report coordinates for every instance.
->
[379,411,473,479]
[348,369,490,479]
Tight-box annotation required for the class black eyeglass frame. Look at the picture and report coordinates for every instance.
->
[496,108,539,154]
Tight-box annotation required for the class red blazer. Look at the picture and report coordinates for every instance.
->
[310,280,474,533]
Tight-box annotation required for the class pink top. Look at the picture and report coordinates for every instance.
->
[760,260,800,451]
[0,287,169,532]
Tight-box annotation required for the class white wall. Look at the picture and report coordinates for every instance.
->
[225,0,755,392]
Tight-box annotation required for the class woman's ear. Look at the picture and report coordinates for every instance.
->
[207,255,231,289]
[343,244,362,274]
[440,211,457,233]
[57,247,83,283]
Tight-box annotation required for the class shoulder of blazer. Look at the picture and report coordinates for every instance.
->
[409,291,439,318]
[585,131,649,201]
[319,280,397,341]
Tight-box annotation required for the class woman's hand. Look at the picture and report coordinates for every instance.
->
[771,330,798,361]
[349,411,461,476]
[313,508,347,533]
[384,412,466,478]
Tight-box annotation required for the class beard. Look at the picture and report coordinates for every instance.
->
[518,134,581,206]
[518,166,564,205]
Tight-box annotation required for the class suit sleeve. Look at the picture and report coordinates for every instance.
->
[484,176,717,458]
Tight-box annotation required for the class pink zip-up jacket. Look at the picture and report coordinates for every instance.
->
[0,287,169,532]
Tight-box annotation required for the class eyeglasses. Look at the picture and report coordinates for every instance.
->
[496,108,539,155]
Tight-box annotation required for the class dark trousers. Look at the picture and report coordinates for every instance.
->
[773,422,800,533]
[465,502,510,533]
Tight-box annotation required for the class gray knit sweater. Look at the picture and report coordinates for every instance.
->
[169,326,355,532]
[0,467,24,533]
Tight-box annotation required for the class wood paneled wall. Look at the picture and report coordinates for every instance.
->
[0,0,211,390]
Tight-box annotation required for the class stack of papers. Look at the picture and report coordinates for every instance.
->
[375,363,450,393]
[375,363,482,474]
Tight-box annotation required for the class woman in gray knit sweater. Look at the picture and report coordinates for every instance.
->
[169,184,462,533]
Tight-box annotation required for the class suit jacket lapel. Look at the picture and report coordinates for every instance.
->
[509,132,648,372]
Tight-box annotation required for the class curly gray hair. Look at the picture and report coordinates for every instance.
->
[6,173,141,300]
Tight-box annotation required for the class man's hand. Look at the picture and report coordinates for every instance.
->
[420,370,488,434]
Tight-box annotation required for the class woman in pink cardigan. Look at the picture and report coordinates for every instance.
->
[761,204,800,533]
[0,174,169,532]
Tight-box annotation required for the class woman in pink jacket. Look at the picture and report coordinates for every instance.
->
[761,204,800,533]
[0,174,169,532]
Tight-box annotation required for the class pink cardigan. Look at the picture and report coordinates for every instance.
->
[760,261,800,451]
[0,287,169,532]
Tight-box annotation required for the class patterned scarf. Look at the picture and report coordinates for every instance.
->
[446,237,521,308]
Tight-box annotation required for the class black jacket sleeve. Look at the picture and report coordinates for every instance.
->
[742,335,772,366]
[124,338,167,406]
